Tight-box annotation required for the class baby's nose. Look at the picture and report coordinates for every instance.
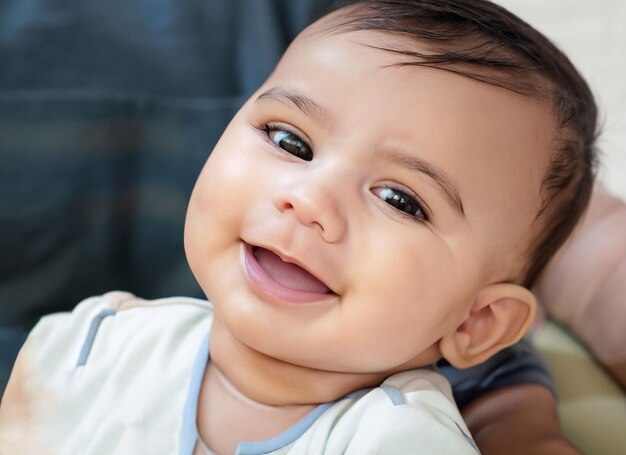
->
[272,181,347,243]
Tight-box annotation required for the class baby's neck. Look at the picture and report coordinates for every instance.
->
[207,317,389,406]
[197,361,316,455]
[197,319,419,454]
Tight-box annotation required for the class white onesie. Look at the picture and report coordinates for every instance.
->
[0,292,479,454]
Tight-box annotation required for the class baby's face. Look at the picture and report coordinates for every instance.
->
[185,25,553,374]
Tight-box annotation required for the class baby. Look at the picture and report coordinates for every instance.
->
[0,0,597,454]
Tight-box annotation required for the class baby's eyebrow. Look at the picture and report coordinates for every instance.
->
[256,86,332,126]
[380,149,465,217]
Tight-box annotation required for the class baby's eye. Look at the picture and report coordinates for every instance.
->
[266,126,313,161]
[373,187,428,221]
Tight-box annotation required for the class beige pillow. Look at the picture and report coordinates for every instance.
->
[533,321,626,455]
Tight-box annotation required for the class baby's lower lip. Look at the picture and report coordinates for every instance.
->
[240,243,337,305]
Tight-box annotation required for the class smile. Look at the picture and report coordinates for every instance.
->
[240,242,337,305]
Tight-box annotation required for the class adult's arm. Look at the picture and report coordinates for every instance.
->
[533,182,626,386]
[462,384,579,455]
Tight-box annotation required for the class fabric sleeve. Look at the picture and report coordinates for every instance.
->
[342,388,479,454]
[0,294,112,452]
[312,370,479,455]
[438,337,557,409]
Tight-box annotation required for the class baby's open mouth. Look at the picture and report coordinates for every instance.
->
[253,246,333,295]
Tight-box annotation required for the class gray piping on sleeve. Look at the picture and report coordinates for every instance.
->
[380,385,406,405]
[76,308,116,367]
[453,420,481,454]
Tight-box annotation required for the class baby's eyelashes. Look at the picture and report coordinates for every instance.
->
[372,186,429,221]
[265,125,313,161]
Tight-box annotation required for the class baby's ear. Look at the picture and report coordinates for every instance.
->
[438,283,536,369]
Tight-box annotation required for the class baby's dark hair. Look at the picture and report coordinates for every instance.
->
[326,0,599,287]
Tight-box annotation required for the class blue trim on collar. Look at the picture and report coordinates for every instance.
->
[76,308,116,367]
[179,331,211,455]
[380,385,406,405]
[235,401,335,455]
[234,386,377,454]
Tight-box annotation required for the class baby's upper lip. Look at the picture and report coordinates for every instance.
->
[246,241,337,295]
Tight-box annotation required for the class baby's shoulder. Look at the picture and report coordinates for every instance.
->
[64,290,212,317]
[26,291,213,373]
[293,369,478,455]
[2,292,213,453]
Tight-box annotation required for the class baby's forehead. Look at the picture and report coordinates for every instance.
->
[273,21,556,164]
[280,23,555,136]
[299,3,554,98]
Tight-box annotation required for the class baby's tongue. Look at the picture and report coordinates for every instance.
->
[254,247,330,294]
